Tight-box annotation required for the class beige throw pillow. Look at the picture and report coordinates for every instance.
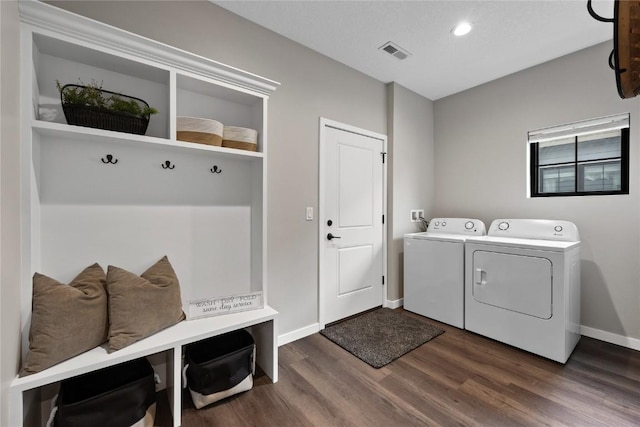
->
[21,263,108,376]
[106,256,185,352]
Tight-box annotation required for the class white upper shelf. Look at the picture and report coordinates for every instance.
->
[20,0,280,97]
[32,120,265,160]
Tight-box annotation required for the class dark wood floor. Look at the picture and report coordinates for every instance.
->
[159,310,640,426]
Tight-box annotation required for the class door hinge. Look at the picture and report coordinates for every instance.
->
[382,275,385,285]
[381,152,387,163]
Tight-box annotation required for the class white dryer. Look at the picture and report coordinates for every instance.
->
[464,219,581,363]
[404,218,486,328]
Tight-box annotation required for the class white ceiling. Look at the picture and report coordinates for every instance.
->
[213,0,615,100]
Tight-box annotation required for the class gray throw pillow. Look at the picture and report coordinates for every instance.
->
[21,263,108,376]
[106,256,185,352]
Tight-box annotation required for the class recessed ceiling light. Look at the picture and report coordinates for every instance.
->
[452,22,472,37]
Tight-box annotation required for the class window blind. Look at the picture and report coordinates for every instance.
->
[528,113,629,144]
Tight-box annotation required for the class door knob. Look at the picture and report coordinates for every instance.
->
[327,233,341,240]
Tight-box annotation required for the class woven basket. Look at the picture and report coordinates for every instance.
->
[222,126,258,152]
[177,117,224,146]
[59,84,151,135]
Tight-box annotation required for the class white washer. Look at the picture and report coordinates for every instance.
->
[404,218,486,328]
[465,219,581,363]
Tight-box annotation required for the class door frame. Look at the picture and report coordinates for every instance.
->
[318,117,388,329]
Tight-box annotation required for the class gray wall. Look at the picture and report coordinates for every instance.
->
[48,1,389,337]
[4,2,637,424]
[387,83,435,301]
[3,14,635,424]
[1,0,22,425]
[434,42,640,341]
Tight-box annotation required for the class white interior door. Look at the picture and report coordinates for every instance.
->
[319,119,386,327]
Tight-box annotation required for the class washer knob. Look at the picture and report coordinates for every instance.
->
[498,221,509,231]
[465,221,474,230]
[554,225,563,233]
[442,221,447,227]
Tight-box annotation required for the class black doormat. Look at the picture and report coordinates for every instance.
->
[320,308,444,368]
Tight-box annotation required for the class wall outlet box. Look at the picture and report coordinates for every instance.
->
[410,209,424,222]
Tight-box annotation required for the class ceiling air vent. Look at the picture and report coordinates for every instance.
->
[379,41,411,61]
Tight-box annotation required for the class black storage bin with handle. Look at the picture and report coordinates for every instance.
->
[185,329,255,409]
[53,357,156,427]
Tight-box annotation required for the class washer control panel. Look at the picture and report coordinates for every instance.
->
[488,219,580,242]
[427,218,487,236]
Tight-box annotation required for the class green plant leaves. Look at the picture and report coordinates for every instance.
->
[56,79,158,118]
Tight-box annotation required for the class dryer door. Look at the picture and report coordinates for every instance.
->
[472,251,552,319]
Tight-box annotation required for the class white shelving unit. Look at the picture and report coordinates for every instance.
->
[11,2,280,426]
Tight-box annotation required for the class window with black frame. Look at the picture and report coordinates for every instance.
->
[529,113,630,197]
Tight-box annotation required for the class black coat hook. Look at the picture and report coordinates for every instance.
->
[162,160,175,170]
[101,154,118,164]
[210,165,222,174]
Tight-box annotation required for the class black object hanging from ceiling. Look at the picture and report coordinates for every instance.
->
[588,0,640,99]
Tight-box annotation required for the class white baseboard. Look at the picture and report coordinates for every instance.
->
[276,300,406,346]
[580,325,640,351]
[277,301,406,347]
[386,299,639,351]
[386,298,404,309]
[276,317,640,353]
[278,323,320,347]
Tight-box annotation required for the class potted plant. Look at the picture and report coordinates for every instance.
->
[57,79,158,135]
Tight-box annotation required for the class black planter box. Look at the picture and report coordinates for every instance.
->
[59,84,151,135]
[54,358,156,427]
[185,329,255,409]
[62,104,149,135]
